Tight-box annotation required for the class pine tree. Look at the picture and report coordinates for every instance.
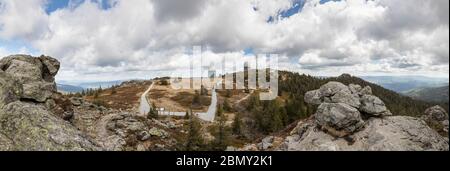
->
[225,89,232,98]
[93,91,99,99]
[185,115,204,151]
[216,104,224,117]
[192,90,201,105]
[232,112,242,135]
[200,85,208,96]
[223,98,232,112]
[184,110,190,120]
[211,114,230,151]
[147,103,158,119]
[111,85,117,95]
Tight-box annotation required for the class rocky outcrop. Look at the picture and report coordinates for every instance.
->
[279,116,448,151]
[0,55,59,102]
[422,105,449,134]
[0,101,100,151]
[247,82,448,151]
[304,81,388,114]
[303,82,392,138]
[0,55,99,151]
[282,82,448,151]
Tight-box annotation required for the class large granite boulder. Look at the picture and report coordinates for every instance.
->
[304,81,360,108]
[360,95,392,116]
[315,103,364,137]
[424,106,449,122]
[318,81,351,97]
[289,81,448,151]
[423,105,449,134]
[0,55,60,102]
[0,55,100,151]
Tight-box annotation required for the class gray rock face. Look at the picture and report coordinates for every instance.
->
[443,120,449,133]
[304,82,361,108]
[292,81,448,151]
[424,106,448,122]
[258,136,274,150]
[280,116,448,151]
[423,105,449,134]
[149,127,168,138]
[304,90,322,105]
[0,55,59,102]
[360,95,392,116]
[359,86,372,95]
[318,81,351,97]
[349,84,362,94]
[137,131,151,141]
[0,55,100,151]
[330,91,361,108]
[315,103,364,136]
[0,71,22,109]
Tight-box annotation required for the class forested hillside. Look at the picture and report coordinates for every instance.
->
[239,71,444,137]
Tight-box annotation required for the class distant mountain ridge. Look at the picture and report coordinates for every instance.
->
[404,85,449,103]
[360,76,449,93]
[56,84,84,93]
[56,80,126,93]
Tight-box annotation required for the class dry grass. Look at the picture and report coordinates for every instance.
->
[148,81,211,112]
[85,81,152,110]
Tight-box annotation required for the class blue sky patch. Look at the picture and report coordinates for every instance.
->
[45,0,115,14]
[0,39,40,55]
[267,0,306,23]
[244,48,254,56]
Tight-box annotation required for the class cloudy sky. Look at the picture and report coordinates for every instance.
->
[0,0,448,82]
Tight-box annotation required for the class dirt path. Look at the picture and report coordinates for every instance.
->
[139,82,217,122]
[139,82,154,116]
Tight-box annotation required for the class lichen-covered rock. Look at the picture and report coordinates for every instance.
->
[304,90,322,105]
[0,101,100,151]
[280,81,449,151]
[258,136,274,150]
[359,86,372,95]
[318,81,351,97]
[424,105,449,122]
[423,105,449,134]
[0,71,22,109]
[1,55,99,151]
[148,127,168,138]
[360,95,392,116]
[0,132,13,150]
[315,103,365,137]
[349,84,362,94]
[330,90,361,108]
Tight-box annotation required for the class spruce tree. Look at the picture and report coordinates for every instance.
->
[232,112,242,135]
[223,98,232,112]
[147,103,158,119]
[185,115,204,151]
[211,112,230,151]
[184,110,190,120]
